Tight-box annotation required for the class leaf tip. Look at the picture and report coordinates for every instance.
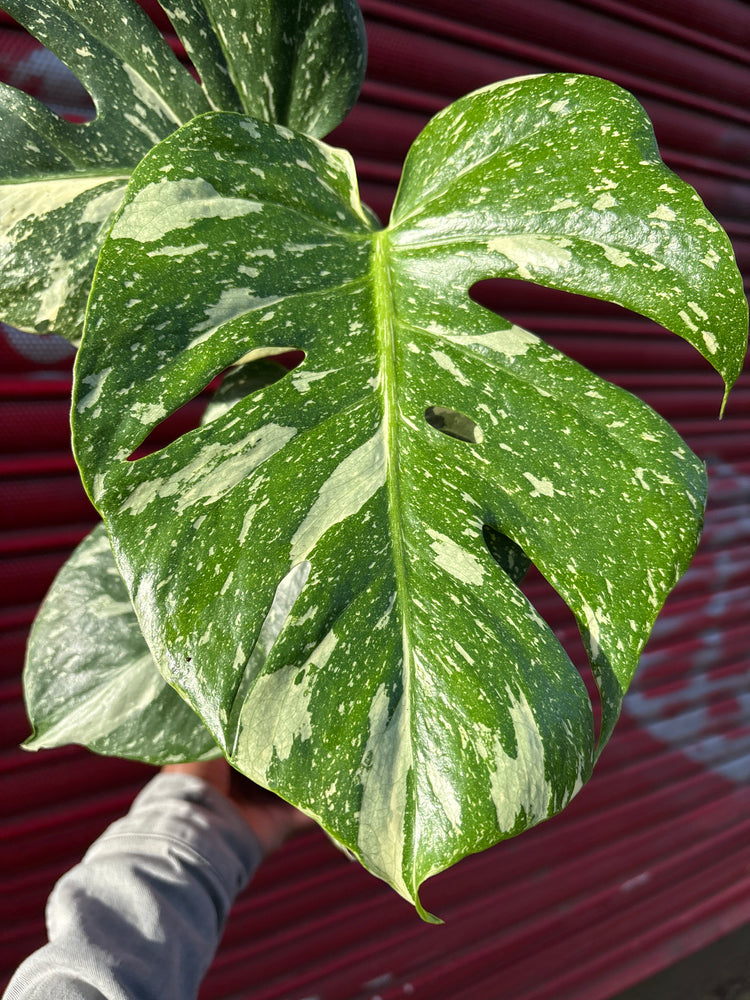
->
[415,895,443,925]
[719,380,732,419]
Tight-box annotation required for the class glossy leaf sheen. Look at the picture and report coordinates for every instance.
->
[157,0,366,135]
[23,360,287,762]
[24,523,219,762]
[0,0,365,340]
[72,75,748,915]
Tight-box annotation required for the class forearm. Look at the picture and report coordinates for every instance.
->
[3,772,263,1000]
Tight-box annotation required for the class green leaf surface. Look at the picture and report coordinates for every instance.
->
[71,75,747,914]
[158,0,366,135]
[24,523,219,762]
[0,0,366,341]
[24,359,287,762]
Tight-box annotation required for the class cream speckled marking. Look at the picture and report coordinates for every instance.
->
[188,289,282,346]
[425,758,462,831]
[688,301,709,321]
[123,112,161,146]
[120,424,296,515]
[487,686,553,831]
[523,472,556,498]
[549,197,577,211]
[702,331,718,354]
[581,601,601,659]
[454,640,475,665]
[147,243,208,258]
[244,562,312,681]
[357,682,413,902]
[430,349,470,385]
[633,468,650,491]
[648,204,677,222]
[487,234,573,279]
[236,656,316,776]
[0,176,126,229]
[33,253,77,328]
[238,503,260,546]
[442,325,539,359]
[600,245,635,268]
[132,401,168,424]
[318,143,371,225]
[678,310,699,333]
[122,63,184,127]
[700,248,721,270]
[289,426,386,562]
[426,529,485,586]
[110,178,262,243]
[77,367,113,414]
[80,185,129,225]
[291,369,337,393]
[592,192,616,210]
[175,425,295,513]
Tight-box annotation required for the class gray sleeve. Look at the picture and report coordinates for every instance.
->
[3,772,264,1000]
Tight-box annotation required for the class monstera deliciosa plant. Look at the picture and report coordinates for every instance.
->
[3,0,747,919]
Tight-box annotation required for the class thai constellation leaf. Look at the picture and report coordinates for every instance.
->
[23,360,287,762]
[23,523,219,762]
[71,75,748,916]
[158,0,366,136]
[0,0,366,341]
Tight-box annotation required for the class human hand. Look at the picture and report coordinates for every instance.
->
[162,759,315,856]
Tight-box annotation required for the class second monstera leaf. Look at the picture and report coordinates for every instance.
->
[71,74,747,915]
[24,523,219,762]
[0,0,365,340]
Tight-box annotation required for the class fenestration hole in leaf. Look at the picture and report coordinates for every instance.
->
[468,277,703,378]
[482,525,530,585]
[469,277,635,324]
[425,406,484,444]
[7,32,95,120]
[482,523,601,738]
[126,351,303,461]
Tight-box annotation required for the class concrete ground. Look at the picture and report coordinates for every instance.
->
[612,924,750,1000]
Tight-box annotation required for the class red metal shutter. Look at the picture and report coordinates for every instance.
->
[1,3,748,998]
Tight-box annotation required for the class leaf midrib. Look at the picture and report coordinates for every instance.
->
[372,227,417,889]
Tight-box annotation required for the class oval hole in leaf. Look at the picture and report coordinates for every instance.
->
[425,405,484,444]
[127,351,303,460]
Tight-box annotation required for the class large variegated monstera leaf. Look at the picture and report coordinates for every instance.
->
[71,74,747,916]
[0,0,365,341]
